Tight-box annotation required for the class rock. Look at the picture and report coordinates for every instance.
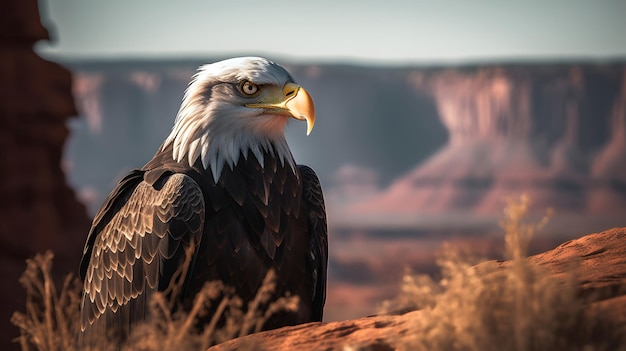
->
[207,311,416,351]
[531,227,626,304]
[477,227,626,305]
[0,0,91,349]
[208,227,626,350]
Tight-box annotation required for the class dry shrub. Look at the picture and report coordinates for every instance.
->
[127,269,299,351]
[382,194,626,351]
[11,252,82,351]
[12,250,299,351]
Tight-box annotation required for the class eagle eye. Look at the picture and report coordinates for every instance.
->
[240,81,260,96]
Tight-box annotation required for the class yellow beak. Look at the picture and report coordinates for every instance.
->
[245,83,316,135]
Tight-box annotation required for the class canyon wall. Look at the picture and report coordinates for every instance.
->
[355,64,626,222]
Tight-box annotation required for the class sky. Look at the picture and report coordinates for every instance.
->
[36,0,626,65]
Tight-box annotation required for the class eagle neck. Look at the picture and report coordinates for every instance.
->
[162,131,295,183]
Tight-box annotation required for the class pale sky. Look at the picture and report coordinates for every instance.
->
[37,0,626,64]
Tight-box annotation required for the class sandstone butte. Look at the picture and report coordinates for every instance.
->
[208,227,626,351]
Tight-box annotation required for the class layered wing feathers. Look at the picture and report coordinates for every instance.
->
[81,172,205,330]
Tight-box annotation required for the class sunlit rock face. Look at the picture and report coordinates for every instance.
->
[356,64,626,218]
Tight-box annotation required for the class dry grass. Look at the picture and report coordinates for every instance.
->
[127,269,298,351]
[381,194,625,351]
[12,251,298,351]
[11,252,82,351]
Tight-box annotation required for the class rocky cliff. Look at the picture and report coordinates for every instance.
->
[0,1,91,349]
[350,64,626,227]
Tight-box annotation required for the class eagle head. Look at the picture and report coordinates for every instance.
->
[163,57,316,181]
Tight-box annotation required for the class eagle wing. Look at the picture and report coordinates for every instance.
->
[298,165,328,321]
[79,170,205,338]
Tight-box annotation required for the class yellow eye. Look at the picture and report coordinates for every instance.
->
[240,81,260,96]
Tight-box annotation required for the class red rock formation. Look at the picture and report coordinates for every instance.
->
[0,0,91,349]
[354,65,626,219]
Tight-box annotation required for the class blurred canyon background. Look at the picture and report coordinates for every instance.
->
[2,0,626,349]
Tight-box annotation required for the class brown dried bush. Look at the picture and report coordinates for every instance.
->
[381,195,625,351]
[12,251,298,351]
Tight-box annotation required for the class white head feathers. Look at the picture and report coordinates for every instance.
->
[162,57,297,182]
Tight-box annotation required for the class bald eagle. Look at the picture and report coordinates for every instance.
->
[78,57,327,346]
